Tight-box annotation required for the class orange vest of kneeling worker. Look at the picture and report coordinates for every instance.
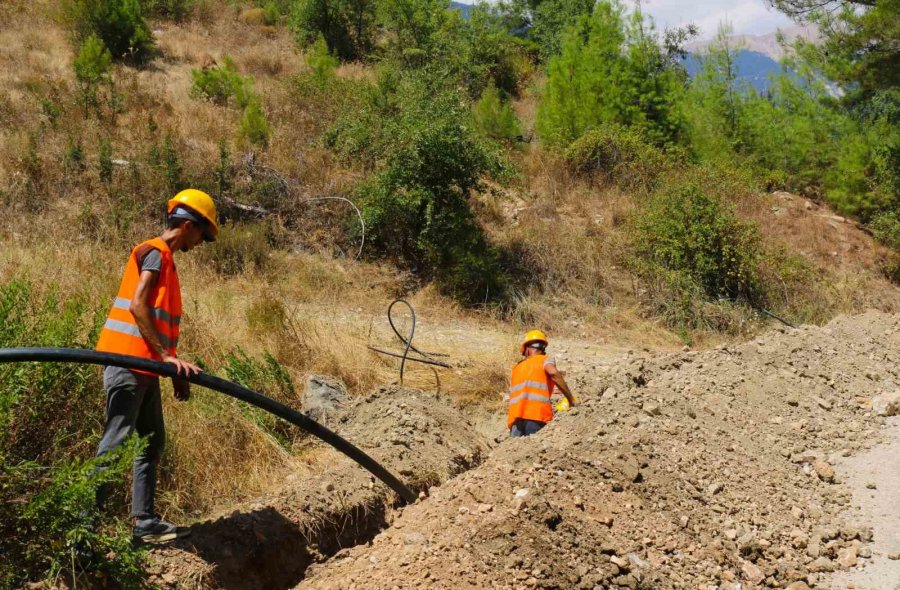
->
[507,330,576,438]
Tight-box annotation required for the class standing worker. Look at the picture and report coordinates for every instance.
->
[507,330,576,437]
[94,189,218,543]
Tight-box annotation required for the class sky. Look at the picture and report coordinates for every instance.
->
[456,0,797,40]
[640,0,795,39]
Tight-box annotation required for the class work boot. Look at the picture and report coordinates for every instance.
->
[132,516,191,544]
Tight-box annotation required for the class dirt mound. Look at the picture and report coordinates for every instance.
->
[297,311,899,589]
[147,386,491,589]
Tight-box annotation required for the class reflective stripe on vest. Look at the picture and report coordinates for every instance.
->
[102,318,177,349]
[112,297,181,328]
[507,354,555,429]
[96,237,182,372]
[509,380,550,394]
[507,392,553,406]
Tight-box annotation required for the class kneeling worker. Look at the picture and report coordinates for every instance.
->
[94,189,218,543]
[507,330,575,437]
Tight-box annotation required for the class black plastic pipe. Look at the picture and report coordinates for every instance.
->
[0,347,417,504]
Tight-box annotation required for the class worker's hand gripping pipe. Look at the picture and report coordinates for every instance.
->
[0,347,418,505]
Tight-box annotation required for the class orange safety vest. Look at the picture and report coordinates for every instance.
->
[507,354,555,429]
[96,237,182,372]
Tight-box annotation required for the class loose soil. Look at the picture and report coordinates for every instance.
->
[147,386,491,589]
[296,311,898,589]
[150,310,900,589]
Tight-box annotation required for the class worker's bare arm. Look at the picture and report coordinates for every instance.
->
[545,362,575,406]
[129,269,200,378]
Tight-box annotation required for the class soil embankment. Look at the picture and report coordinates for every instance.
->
[296,311,899,589]
[147,386,492,588]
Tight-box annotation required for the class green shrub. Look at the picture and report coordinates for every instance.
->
[290,0,377,61]
[872,212,900,251]
[65,136,86,174]
[1,441,149,588]
[473,81,521,142]
[631,184,763,327]
[0,279,148,587]
[564,124,673,191]
[262,1,280,25]
[238,100,271,148]
[73,34,112,116]
[191,56,255,108]
[98,136,113,184]
[61,0,154,63]
[325,70,509,304]
[141,0,194,21]
[306,34,339,86]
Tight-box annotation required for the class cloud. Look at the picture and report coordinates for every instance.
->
[453,0,796,40]
[641,0,795,39]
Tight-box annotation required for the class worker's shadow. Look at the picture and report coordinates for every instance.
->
[167,503,388,590]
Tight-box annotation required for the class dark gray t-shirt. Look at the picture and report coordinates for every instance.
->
[138,248,162,273]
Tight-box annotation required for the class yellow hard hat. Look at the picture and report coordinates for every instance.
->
[167,189,219,242]
[520,329,548,355]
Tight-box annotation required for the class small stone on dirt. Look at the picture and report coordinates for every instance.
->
[403,532,426,546]
[741,562,764,584]
[872,391,900,416]
[813,460,836,482]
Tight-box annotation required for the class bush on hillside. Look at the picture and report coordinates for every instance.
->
[238,100,271,148]
[190,57,270,149]
[73,34,112,116]
[325,70,509,304]
[263,1,281,25]
[191,57,255,108]
[473,81,522,142]
[141,0,194,21]
[872,212,900,251]
[564,125,673,192]
[307,34,340,86]
[290,0,378,60]
[61,0,154,63]
[537,0,687,147]
[445,5,532,98]
[224,349,296,449]
[631,185,763,328]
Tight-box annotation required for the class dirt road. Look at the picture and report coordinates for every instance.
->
[830,418,900,590]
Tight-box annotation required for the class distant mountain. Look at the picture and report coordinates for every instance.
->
[681,26,820,93]
[681,50,795,93]
[449,1,474,20]
[685,25,818,62]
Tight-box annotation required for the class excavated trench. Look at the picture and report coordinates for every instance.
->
[148,385,497,589]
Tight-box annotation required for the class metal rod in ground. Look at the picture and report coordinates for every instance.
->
[366,346,452,368]
[0,347,418,505]
[758,308,798,329]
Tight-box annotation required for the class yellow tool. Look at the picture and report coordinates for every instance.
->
[555,395,577,412]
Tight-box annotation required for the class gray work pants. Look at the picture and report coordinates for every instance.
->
[95,366,165,519]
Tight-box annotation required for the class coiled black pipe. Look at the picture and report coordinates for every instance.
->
[0,347,417,504]
[367,299,450,383]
